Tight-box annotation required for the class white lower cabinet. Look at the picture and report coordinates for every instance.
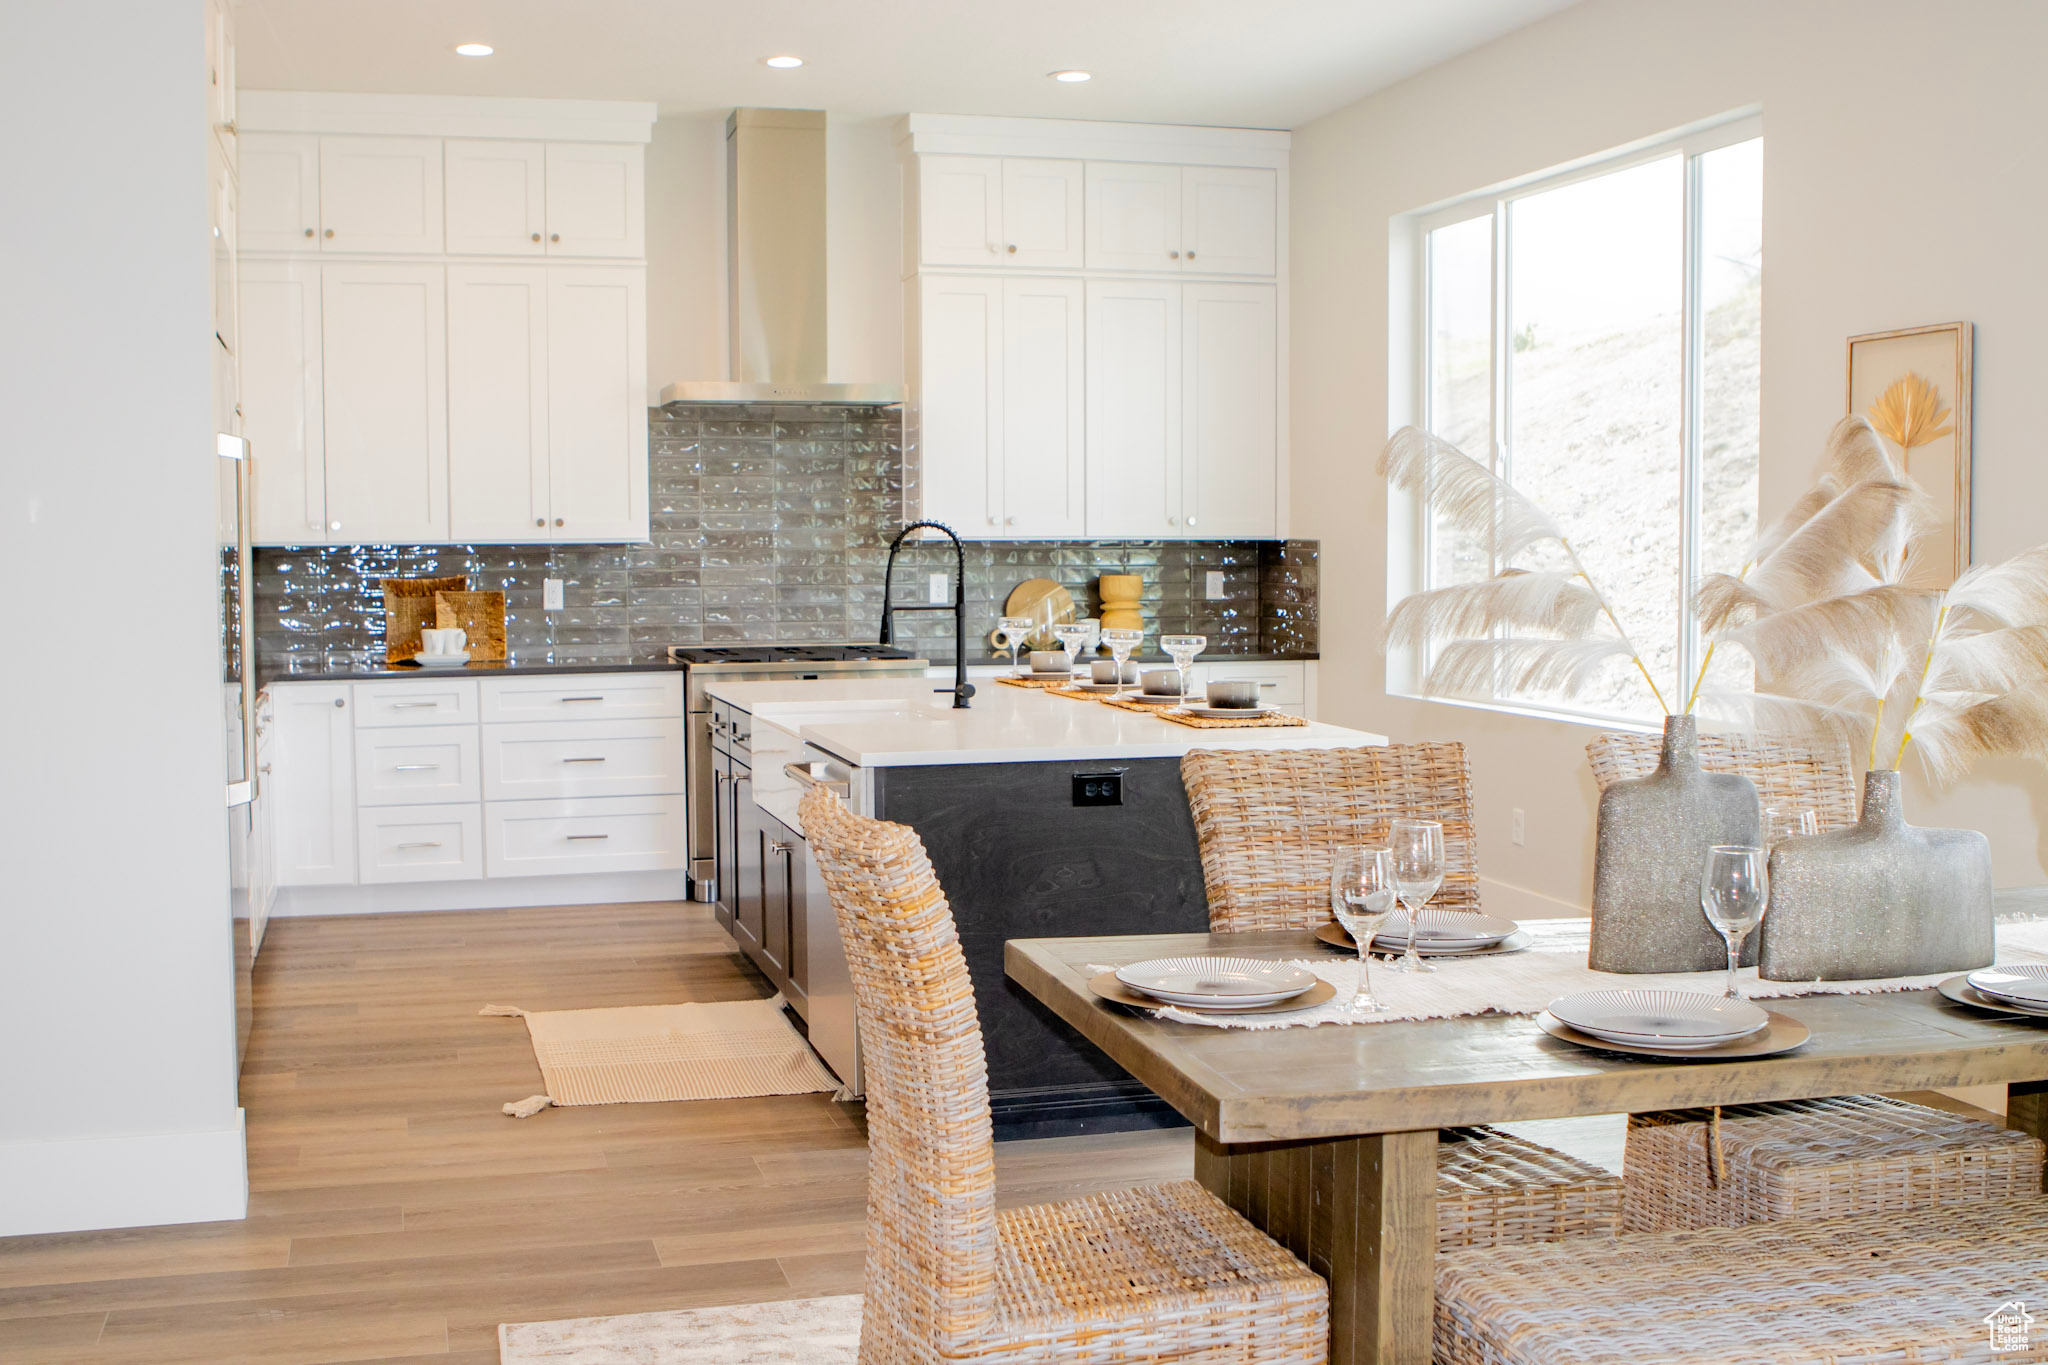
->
[486,795,687,877]
[359,803,484,883]
[271,683,356,886]
[482,719,686,801]
[355,726,482,805]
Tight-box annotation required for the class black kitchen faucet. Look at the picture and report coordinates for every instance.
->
[879,520,976,709]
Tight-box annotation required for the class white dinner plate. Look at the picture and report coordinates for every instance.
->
[1967,964,2048,1008]
[1373,909,1518,949]
[1124,693,1186,705]
[1547,989,1770,1048]
[413,651,471,668]
[1114,957,1317,1008]
[1178,705,1281,720]
[1013,666,1072,679]
[1073,680,1135,693]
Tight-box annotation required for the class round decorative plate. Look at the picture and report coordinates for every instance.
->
[1123,693,1185,705]
[1548,989,1770,1047]
[1114,956,1317,1007]
[1003,578,1076,649]
[1371,908,1520,949]
[1938,973,2048,1018]
[1313,921,1533,957]
[1537,1010,1809,1060]
[1088,972,1336,1016]
[1966,964,2048,1007]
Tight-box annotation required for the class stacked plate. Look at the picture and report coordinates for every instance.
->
[1373,909,1519,956]
[1966,964,2048,1014]
[1114,957,1317,1012]
[1546,989,1771,1050]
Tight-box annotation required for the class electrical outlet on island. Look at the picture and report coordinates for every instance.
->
[1205,570,1226,601]
[544,578,564,611]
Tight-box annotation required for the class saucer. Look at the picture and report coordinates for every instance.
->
[413,651,471,668]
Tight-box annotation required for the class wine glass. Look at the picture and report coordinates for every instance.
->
[1101,627,1144,697]
[1051,623,1091,674]
[1160,634,1207,703]
[1330,848,1397,1016]
[1386,819,1445,974]
[1700,844,1769,999]
[998,615,1034,674]
[1763,806,1819,847]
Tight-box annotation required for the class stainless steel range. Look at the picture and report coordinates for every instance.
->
[668,644,928,900]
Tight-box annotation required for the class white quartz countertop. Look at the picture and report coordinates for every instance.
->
[706,676,1384,767]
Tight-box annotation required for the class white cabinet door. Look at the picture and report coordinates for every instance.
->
[915,275,1003,535]
[447,265,548,541]
[1000,276,1085,537]
[1000,160,1084,268]
[1180,167,1277,277]
[445,139,546,256]
[319,135,444,254]
[241,260,327,544]
[545,143,644,258]
[240,132,320,253]
[320,263,448,542]
[546,267,648,539]
[1085,279,1181,538]
[918,156,1004,268]
[271,684,356,886]
[1085,163,1183,273]
[1181,283,1277,537]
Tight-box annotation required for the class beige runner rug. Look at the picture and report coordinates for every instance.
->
[501,1295,860,1363]
[482,996,843,1117]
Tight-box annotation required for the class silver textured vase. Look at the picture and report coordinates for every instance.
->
[1589,715,1763,973]
[1757,768,1993,981]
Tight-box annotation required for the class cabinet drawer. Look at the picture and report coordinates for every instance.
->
[485,795,685,876]
[355,726,481,806]
[482,719,685,800]
[479,672,681,722]
[352,679,479,726]
[358,803,483,883]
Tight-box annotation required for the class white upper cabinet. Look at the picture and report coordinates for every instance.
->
[445,140,547,256]
[545,267,648,538]
[242,260,327,544]
[1085,279,1182,538]
[241,133,320,252]
[918,156,1004,267]
[999,160,1084,268]
[318,136,444,254]
[447,265,548,541]
[914,275,1003,533]
[999,276,1086,536]
[320,263,448,542]
[1181,167,1277,277]
[1181,283,1278,537]
[1085,162,1183,273]
[544,143,645,258]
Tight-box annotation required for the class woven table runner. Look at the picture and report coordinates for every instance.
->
[1095,917,2048,1030]
[995,674,1075,689]
[1096,695,1309,728]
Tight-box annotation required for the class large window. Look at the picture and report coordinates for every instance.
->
[1406,120,1762,723]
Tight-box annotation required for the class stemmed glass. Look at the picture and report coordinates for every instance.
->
[1051,623,1092,674]
[1763,806,1819,847]
[1330,848,1397,1016]
[1160,634,1207,703]
[1101,627,1144,697]
[1386,819,1445,974]
[998,615,1034,674]
[1700,844,1769,999]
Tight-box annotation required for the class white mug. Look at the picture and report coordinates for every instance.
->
[420,627,466,656]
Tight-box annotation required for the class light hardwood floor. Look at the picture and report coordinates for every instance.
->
[0,903,1194,1364]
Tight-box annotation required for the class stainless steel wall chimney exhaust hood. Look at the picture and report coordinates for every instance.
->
[659,109,901,406]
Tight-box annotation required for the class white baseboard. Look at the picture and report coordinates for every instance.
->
[0,1111,248,1236]
[1478,875,1589,921]
[272,869,690,917]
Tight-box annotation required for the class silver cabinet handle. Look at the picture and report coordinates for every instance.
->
[714,770,729,788]
[783,761,849,796]
[396,840,443,850]
[567,833,610,841]
[562,756,607,763]
[392,763,440,771]
[769,840,794,856]
[561,695,605,702]
[393,701,439,709]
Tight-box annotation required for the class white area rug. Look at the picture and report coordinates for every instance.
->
[500,1295,860,1364]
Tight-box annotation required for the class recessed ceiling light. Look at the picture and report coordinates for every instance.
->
[763,55,804,69]
[1049,69,1092,83]
[455,43,494,57]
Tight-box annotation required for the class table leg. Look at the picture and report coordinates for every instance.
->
[1196,1128,1436,1365]
[2011,1081,2048,1192]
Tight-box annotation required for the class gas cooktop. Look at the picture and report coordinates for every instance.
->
[666,643,923,666]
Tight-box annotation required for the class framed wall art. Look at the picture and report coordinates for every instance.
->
[1846,321,1973,586]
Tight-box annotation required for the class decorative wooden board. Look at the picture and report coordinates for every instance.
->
[1003,578,1076,649]
[434,590,507,661]
[380,575,468,662]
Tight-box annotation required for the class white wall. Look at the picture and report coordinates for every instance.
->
[642,112,904,401]
[0,1,248,1232]
[1292,0,2048,918]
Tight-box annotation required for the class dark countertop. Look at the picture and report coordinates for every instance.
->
[257,659,683,686]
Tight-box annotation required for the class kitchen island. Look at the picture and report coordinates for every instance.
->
[706,676,1385,1136]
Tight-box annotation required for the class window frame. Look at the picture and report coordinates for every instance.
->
[1390,113,1763,729]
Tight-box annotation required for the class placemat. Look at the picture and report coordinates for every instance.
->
[995,674,1077,690]
[1097,695,1308,728]
[1091,917,2048,1030]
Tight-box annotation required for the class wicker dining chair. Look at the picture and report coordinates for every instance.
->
[1179,744,1623,1254]
[797,786,1329,1365]
[1585,730,1860,830]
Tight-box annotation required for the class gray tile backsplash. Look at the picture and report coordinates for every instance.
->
[253,404,1318,672]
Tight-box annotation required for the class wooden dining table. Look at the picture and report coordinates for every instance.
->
[1005,925,2048,1365]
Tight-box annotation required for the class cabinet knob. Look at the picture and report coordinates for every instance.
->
[1187,516,1197,527]
[329,520,342,531]
[1007,244,1017,254]
[550,233,561,243]
[1169,250,1180,259]
[333,698,345,709]
[1005,516,1017,526]
[1166,514,1177,526]
[1186,250,1196,260]
[531,232,541,243]
[304,228,315,238]
[554,517,565,527]
[324,228,334,239]
[536,518,546,528]
[988,243,998,254]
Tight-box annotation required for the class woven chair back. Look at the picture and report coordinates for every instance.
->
[1585,731,1860,831]
[1181,743,1480,933]
[799,787,997,1350]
